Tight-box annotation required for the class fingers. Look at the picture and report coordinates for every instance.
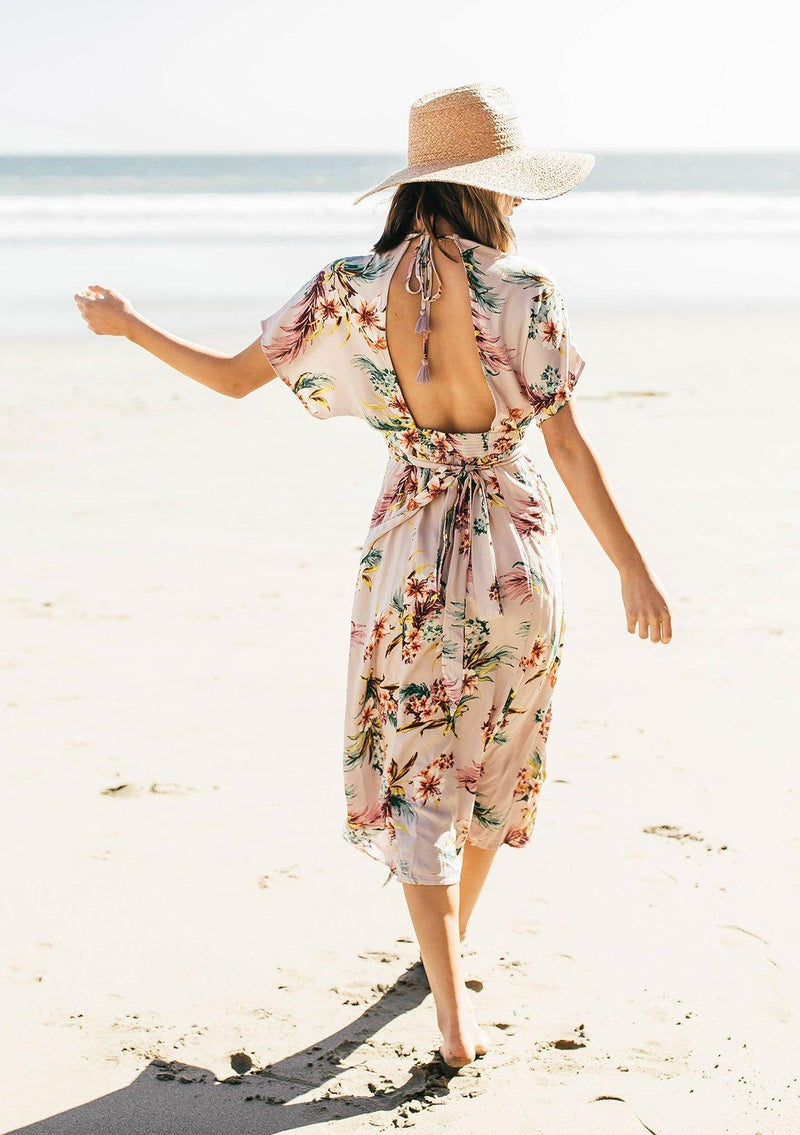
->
[660,610,672,644]
[73,290,99,332]
[74,285,109,301]
[627,609,672,644]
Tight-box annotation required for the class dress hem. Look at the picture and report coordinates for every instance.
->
[341,821,538,886]
[342,826,464,887]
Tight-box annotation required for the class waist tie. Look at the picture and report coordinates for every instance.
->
[366,438,530,714]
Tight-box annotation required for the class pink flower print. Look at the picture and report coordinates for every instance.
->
[364,612,390,662]
[484,471,501,496]
[455,818,471,846]
[401,627,423,664]
[355,299,380,331]
[316,296,341,322]
[375,684,398,724]
[494,432,516,454]
[427,476,449,501]
[432,436,455,463]
[413,767,442,804]
[388,392,406,415]
[520,637,548,670]
[403,691,436,722]
[357,701,378,729]
[430,678,451,712]
[505,827,530,849]
[347,797,386,829]
[460,670,479,699]
[539,315,563,348]
[500,564,534,603]
[456,761,484,795]
[405,573,428,602]
[509,498,546,540]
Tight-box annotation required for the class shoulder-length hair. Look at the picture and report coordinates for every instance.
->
[372,181,518,261]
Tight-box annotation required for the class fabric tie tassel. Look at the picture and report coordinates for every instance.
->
[415,353,431,384]
[404,230,456,386]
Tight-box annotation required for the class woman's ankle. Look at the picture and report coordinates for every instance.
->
[436,991,475,1031]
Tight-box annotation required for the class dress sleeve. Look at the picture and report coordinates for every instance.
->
[259,263,363,420]
[519,278,586,428]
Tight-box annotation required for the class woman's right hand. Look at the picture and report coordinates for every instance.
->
[74,284,139,338]
[620,562,673,644]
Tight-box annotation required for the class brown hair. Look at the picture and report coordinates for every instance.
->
[372,181,518,260]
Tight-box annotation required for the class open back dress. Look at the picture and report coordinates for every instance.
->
[259,231,585,886]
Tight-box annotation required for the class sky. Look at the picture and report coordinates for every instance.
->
[0,0,794,153]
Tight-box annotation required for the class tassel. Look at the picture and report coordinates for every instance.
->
[416,332,431,384]
[404,231,454,386]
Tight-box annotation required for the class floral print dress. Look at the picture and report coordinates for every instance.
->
[260,231,585,886]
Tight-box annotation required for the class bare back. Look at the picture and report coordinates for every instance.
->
[385,235,497,434]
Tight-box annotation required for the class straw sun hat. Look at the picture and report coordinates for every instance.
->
[352,82,594,206]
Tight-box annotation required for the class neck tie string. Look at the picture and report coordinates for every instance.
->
[404,232,459,385]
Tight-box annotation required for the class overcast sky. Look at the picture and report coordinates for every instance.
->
[0,0,793,153]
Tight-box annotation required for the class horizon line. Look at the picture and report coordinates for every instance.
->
[1,149,799,158]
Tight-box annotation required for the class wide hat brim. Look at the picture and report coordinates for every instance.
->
[352,148,595,205]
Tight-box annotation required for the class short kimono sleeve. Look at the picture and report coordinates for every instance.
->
[519,278,586,428]
[259,263,363,420]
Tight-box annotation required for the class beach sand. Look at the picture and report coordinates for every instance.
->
[1,313,797,1133]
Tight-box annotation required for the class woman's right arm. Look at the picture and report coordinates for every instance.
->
[74,284,277,399]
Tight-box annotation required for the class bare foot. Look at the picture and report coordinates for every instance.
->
[436,995,490,1069]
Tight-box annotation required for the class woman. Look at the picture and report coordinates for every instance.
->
[74,83,672,1073]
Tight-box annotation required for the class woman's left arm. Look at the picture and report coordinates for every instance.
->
[540,402,673,645]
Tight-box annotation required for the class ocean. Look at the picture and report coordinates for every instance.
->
[1,152,798,339]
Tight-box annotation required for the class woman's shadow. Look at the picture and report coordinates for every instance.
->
[9,958,474,1135]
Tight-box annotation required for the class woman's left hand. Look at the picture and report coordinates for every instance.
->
[620,564,672,643]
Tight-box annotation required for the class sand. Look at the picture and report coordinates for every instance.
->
[1,313,797,1134]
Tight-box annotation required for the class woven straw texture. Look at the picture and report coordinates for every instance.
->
[353,83,594,205]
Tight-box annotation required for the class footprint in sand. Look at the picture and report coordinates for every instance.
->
[330,985,370,1005]
[642,823,703,842]
[257,866,302,888]
[357,950,401,963]
[101,782,195,797]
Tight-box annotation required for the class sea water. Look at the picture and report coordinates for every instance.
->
[0,152,798,340]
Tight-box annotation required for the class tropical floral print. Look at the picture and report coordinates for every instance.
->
[260,232,585,886]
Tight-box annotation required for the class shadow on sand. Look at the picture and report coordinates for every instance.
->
[9,959,481,1134]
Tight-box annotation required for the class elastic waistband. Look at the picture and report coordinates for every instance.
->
[387,437,529,472]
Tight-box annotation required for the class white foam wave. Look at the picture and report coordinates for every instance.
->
[1,191,799,242]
